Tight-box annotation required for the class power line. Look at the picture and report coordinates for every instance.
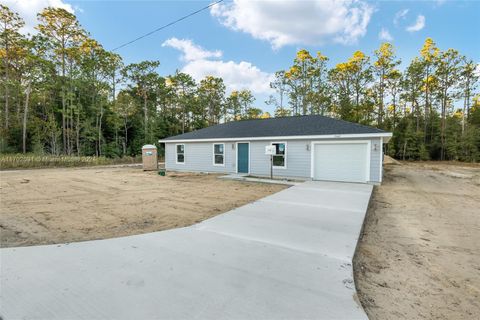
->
[112,0,224,52]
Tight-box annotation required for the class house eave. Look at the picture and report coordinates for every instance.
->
[159,132,393,143]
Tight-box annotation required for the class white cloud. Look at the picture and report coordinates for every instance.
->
[163,38,273,95]
[183,60,274,94]
[378,28,393,41]
[3,0,75,34]
[406,15,426,32]
[210,0,374,48]
[394,9,409,26]
[73,5,84,14]
[162,38,222,62]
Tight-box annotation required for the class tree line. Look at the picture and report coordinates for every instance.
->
[269,42,479,161]
[0,5,265,158]
[1,5,479,161]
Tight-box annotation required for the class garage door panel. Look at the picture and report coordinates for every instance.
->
[313,143,368,183]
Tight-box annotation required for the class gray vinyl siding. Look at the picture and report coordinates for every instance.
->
[369,138,382,182]
[249,140,311,178]
[164,137,383,183]
[165,142,235,173]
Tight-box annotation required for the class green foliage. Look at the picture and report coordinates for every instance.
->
[0,5,263,164]
[274,44,479,162]
[387,117,427,160]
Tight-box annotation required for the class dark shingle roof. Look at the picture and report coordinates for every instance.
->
[163,115,387,141]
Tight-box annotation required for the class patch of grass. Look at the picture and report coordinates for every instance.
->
[0,154,142,170]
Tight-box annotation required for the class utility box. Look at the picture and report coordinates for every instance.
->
[142,144,158,171]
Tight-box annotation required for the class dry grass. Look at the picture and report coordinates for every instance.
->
[0,154,141,170]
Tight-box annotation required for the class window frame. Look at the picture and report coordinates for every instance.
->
[175,143,185,164]
[212,143,225,166]
[271,141,287,169]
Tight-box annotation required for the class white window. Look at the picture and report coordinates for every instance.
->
[213,143,225,166]
[176,144,185,164]
[271,142,286,168]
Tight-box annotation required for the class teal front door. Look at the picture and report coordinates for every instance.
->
[237,143,249,173]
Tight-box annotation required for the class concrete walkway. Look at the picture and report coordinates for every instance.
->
[218,173,305,185]
[0,181,372,320]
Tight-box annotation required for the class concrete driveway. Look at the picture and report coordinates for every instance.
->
[0,181,372,320]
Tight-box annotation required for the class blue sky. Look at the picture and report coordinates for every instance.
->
[8,0,480,113]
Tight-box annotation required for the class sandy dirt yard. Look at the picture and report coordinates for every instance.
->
[0,167,286,248]
[355,161,480,320]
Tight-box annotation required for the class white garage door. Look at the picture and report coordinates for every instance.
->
[313,142,369,183]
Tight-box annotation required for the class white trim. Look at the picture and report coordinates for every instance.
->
[212,143,225,167]
[160,132,392,143]
[310,141,314,178]
[235,142,250,174]
[379,137,383,183]
[175,143,185,165]
[271,141,287,169]
[310,140,371,183]
[367,141,372,182]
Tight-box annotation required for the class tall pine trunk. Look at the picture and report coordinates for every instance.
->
[378,70,385,127]
[76,110,80,156]
[143,94,148,141]
[462,77,471,135]
[124,117,128,155]
[4,36,9,129]
[98,106,103,156]
[95,115,99,157]
[423,66,430,145]
[61,38,67,154]
[440,89,448,161]
[22,83,31,154]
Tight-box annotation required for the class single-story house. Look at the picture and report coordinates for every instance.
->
[159,115,392,184]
